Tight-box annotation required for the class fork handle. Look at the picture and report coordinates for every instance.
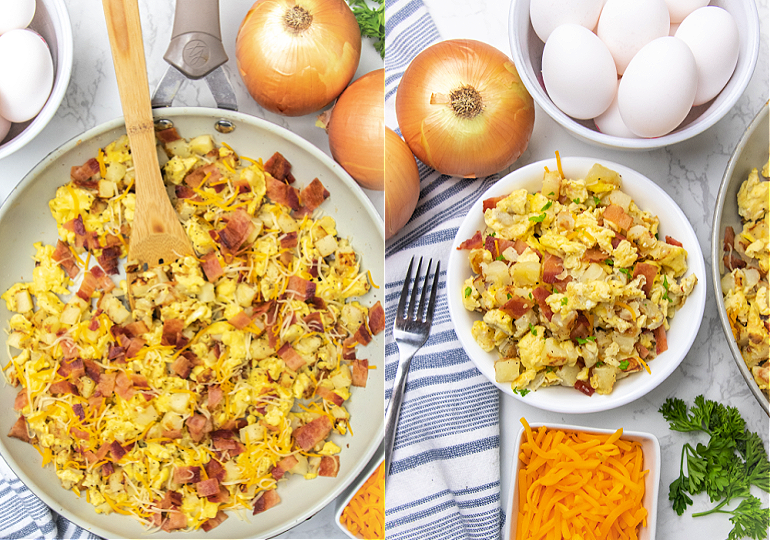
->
[384,343,419,487]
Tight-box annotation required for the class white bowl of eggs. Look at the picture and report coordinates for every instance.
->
[509,0,760,149]
[0,0,72,160]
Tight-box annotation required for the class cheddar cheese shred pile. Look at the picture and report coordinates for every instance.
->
[516,419,648,540]
[2,128,384,532]
[339,461,384,539]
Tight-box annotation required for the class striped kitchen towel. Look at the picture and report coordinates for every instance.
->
[0,455,100,540]
[384,1,504,539]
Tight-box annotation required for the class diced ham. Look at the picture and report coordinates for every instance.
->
[603,204,634,232]
[201,251,224,282]
[98,246,122,275]
[185,163,221,188]
[285,275,316,301]
[351,359,369,388]
[574,380,595,396]
[52,240,79,278]
[201,510,228,532]
[58,358,86,380]
[49,380,79,395]
[569,313,592,342]
[207,385,224,409]
[13,389,28,411]
[352,323,372,347]
[72,403,85,420]
[96,372,116,397]
[665,235,683,247]
[654,325,668,355]
[109,440,127,460]
[280,232,298,249]
[483,196,506,212]
[315,385,344,406]
[264,152,295,183]
[70,426,90,440]
[611,232,627,250]
[161,511,188,532]
[156,126,181,143]
[293,416,333,451]
[484,234,514,259]
[8,417,33,443]
[582,247,609,263]
[158,490,183,510]
[83,359,102,382]
[319,455,340,477]
[342,345,356,360]
[161,319,185,347]
[186,414,212,443]
[632,262,658,297]
[196,478,220,497]
[70,158,101,187]
[252,489,281,515]
[125,320,150,338]
[368,301,385,335]
[457,230,483,250]
[266,176,301,211]
[635,342,650,359]
[303,311,324,332]
[217,209,254,252]
[723,226,736,250]
[114,371,135,401]
[277,342,306,371]
[130,373,149,388]
[501,295,534,319]
[174,466,202,485]
[205,458,226,482]
[542,253,563,284]
[124,337,145,358]
[228,310,253,330]
[175,185,195,200]
[271,455,299,480]
[551,275,572,293]
[296,178,330,216]
[76,270,99,301]
[532,286,554,321]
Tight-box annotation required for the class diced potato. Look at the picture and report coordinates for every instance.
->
[542,170,561,199]
[236,282,258,307]
[315,234,338,258]
[98,179,117,199]
[239,423,265,444]
[585,163,621,192]
[495,359,520,383]
[276,212,298,233]
[166,138,191,158]
[511,261,540,286]
[189,135,215,155]
[14,290,33,313]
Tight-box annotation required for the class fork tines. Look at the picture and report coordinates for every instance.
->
[396,256,440,325]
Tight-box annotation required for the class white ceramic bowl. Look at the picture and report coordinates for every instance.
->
[446,157,707,414]
[711,101,769,416]
[503,422,660,540]
[0,109,384,539]
[508,0,760,150]
[0,0,73,160]
[334,448,384,539]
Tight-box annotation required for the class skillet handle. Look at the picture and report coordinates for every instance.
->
[163,0,228,80]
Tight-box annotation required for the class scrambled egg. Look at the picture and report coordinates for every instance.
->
[2,132,380,532]
[721,163,769,395]
[461,162,697,396]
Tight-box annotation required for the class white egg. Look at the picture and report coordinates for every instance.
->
[618,36,697,138]
[663,0,709,24]
[529,0,605,43]
[542,24,617,120]
[594,80,638,138]
[0,28,53,123]
[597,0,670,75]
[675,6,739,106]
[0,0,36,35]
[0,114,10,142]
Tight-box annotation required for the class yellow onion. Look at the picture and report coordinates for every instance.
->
[396,39,535,178]
[236,0,362,116]
[385,128,420,239]
[325,69,384,190]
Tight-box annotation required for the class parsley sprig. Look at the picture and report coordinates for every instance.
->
[347,0,384,58]
[659,395,770,540]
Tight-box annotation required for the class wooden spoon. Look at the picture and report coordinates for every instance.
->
[102,0,194,297]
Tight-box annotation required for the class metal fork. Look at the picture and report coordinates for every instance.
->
[384,256,440,485]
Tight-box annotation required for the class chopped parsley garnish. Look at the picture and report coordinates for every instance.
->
[548,191,555,196]
[573,198,581,204]
[619,267,632,278]
[576,336,596,345]
[496,255,505,261]
[488,231,496,237]
[528,323,537,336]
[561,297,569,306]
[464,286,472,298]
[529,213,546,223]
[507,293,512,299]
[596,361,605,366]
[528,292,533,299]
[605,259,614,266]
[619,360,630,370]
[513,388,530,397]
[541,201,553,212]
[662,275,673,302]
[593,195,601,205]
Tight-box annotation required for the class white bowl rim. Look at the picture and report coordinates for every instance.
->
[0,0,74,160]
[446,156,707,414]
[502,421,661,540]
[507,0,761,150]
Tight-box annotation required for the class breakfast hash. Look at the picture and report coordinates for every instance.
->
[458,161,697,396]
[2,128,383,532]
[721,160,769,395]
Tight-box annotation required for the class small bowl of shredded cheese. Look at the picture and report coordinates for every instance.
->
[335,455,385,539]
[504,419,660,540]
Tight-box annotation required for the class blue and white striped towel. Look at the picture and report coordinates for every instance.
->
[384,1,504,538]
[0,456,99,539]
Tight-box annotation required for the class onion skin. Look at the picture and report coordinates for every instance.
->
[236,0,362,117]
[385,128,420,239]
[396,39,535,178]
[327,69,384,191]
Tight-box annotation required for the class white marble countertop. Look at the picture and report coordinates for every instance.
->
[422,0,769,539]
[0,1,383,538]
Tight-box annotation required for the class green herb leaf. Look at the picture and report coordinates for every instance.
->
[593,195,601,205]
[548,191,555,196]
[575,336,596,345]
[605,258,614,266]
[347,0,384,58]
[496,255,505,261]
[529,213,546,223]
[541,201,553,212]
[528,292,533,299]
[489,231,496,237]
[619,360,630,370]
[528,323,537,336]
[464,286,471,298]
[513,388,530,397]
[573,198,581,204]
[619,267,632,278]
[663,275,673,302]
[561,297,569,306]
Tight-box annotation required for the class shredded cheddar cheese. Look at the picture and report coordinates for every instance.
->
[340,461,385,539]
[516,419,648,540]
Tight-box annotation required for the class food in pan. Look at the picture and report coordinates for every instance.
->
[2,129,384,532]
[458,160,697,396]
[721,160,769,395]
